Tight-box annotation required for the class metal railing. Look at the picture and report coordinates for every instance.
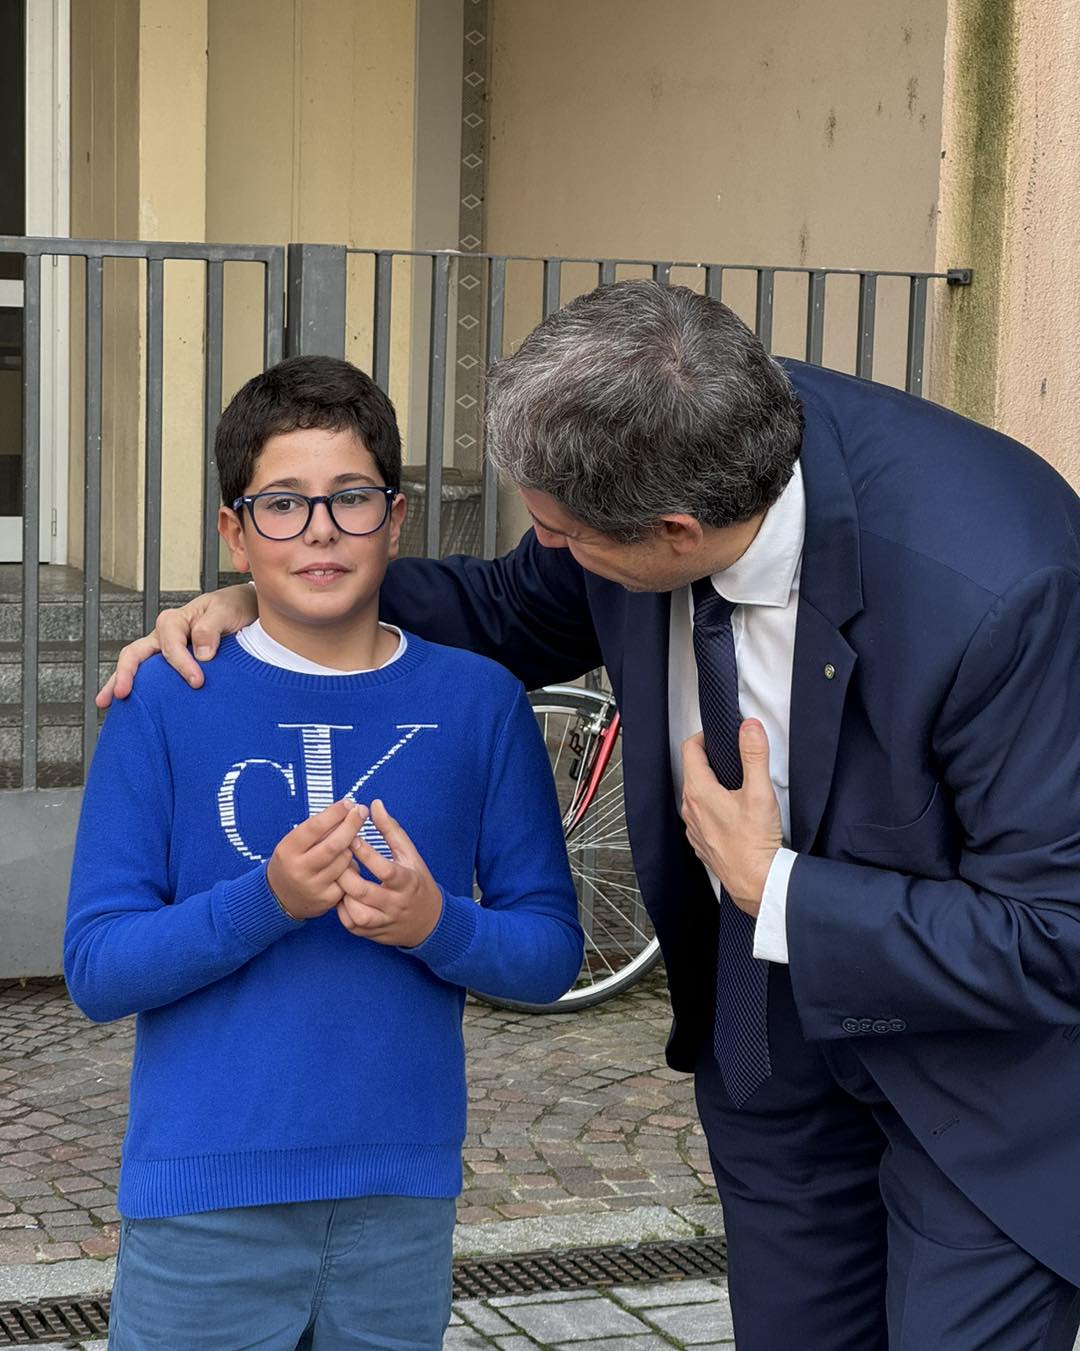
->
[3,236,285,789]
[0,235,968,792]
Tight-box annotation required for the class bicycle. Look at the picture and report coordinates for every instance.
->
[474,683,662,1013]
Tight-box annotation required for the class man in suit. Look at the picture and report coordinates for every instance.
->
[103,281,1080,1350]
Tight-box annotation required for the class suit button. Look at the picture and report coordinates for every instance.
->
[842,1017,860,1033]
[858,1018,873,1034]
[872,1020,890,1034]
[888,1018,907,1033]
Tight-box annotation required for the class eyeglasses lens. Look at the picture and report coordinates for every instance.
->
[252,491,387,539]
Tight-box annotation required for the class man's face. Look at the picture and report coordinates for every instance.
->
[519,487,758,593]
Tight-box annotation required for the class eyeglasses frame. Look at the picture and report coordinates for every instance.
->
[231,486,397,541]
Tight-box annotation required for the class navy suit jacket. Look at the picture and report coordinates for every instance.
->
[381,361,1080,1282]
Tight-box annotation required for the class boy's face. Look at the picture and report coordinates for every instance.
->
[218,426,405,642]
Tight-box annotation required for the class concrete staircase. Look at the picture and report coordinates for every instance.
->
[0,566,209,790]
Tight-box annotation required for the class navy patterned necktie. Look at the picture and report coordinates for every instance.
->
[691,577,772,1108]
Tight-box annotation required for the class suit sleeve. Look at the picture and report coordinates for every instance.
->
[380,529,602,690]
[402,685,585,1003]
[787,565,1080,1038]
[64,692,298,1023]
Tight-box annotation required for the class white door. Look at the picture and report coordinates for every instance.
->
[0,0,70,564]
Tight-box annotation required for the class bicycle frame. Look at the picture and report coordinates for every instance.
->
[565,708,622,838]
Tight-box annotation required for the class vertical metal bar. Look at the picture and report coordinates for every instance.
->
[905,275,929,396]
[425,253,450,558]
[372,251,393,393]
[652,262,672,286]
[856,273,877,380]
[755,268,775,352]
[202,260,224,593]
[83,257,104,776]
[480,255,506,560]
[542,259,562,318]
[20,254,41,790]
[599,260,616,287]
[263,247,285,368]
[705,266,723,301]
[143,259,164,632]
[805,270,826,365]
[284,243,347,359]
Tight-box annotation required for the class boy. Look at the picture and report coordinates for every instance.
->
[64,355,584,1351]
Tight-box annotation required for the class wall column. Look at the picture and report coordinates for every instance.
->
[139,0,209,590]
[70,0,208,589]
[933,0,1080,487]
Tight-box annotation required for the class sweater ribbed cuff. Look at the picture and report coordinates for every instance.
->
[406,888,479,972]
[222,866,300,951]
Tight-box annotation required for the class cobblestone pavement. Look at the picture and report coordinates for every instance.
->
[62,1282,737,1351]
[0,967,719,1266]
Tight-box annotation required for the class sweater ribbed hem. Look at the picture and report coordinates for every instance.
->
[221,866,298,950]
[407,889,479,971]
[118,1143,462,1219]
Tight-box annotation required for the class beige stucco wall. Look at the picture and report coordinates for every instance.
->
[69,0,141,583]
[70,0,425,588]
[487,0,947,274]
[932,0,1079,489]
[997,0,1080,488]
[206,0,420,464]
[485,0,950,548]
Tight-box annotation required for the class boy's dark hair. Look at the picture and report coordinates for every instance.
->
[216,355,402,504]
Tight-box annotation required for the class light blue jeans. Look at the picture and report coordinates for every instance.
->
[108,1195,457,1351]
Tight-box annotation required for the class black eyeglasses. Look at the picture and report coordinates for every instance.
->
[232,487,396,541]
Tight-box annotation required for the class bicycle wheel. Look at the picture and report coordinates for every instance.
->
[475,685,662,1013]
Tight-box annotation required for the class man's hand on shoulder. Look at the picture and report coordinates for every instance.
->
[95,583,259,708]
[680,719,783,917]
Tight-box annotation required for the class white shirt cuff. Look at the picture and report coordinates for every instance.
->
[752,847,798,964]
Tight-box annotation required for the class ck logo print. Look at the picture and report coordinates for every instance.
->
[217,722,438,862]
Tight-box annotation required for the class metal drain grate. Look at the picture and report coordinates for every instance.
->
[452,1234,728,1300]
[0,1297,109,1345]
[0,1236,727,1343]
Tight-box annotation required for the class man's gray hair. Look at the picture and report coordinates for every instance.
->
[484,280,803,540]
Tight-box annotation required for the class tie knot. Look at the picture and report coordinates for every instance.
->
[692,577,736,628]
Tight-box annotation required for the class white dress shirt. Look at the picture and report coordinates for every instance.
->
[667,461,804,964]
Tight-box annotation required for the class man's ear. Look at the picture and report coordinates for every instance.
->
[218,505,250,574]
[655,513,704,555]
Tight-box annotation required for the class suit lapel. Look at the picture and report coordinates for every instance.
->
[789,603,856,851]
[784,369,864,853]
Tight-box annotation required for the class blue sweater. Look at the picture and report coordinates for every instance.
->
[64,635,582,1219]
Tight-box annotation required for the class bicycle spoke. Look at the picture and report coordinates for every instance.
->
[568,862,650,945]
[580,927,623,979]
[568,871,652,947]
[470,687,662,1010]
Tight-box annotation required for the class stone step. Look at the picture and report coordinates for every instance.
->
[0,701,101,790]
[0,590,202,643]
[0,641,125,704]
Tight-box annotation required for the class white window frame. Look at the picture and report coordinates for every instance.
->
[5,0,71,564]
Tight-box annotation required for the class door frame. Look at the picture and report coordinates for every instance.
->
[3,0,71,564]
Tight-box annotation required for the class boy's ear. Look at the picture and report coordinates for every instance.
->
[386,493,407,562]
[218,505,251,574]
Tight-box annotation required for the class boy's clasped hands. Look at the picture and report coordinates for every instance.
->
[265,798,442,947]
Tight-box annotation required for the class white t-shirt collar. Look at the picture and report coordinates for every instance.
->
[235,619,407,675]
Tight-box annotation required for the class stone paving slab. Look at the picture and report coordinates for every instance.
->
[0,968,719,1265]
